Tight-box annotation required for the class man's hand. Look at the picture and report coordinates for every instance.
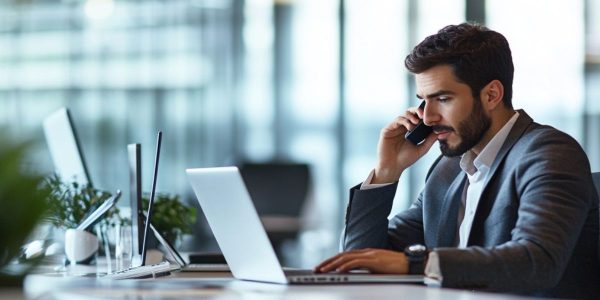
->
[373,106,437,184]
[314,248,409,274]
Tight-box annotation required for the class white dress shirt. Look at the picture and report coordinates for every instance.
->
[361,111,519,284]
[457,111,519,247]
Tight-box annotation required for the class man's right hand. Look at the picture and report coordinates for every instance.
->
[372,105,437,184]
[314,248,409,274]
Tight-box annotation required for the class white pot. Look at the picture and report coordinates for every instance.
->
[64,229,98,263]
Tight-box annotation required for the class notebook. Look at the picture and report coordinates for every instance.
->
[185,166,424,284]
[103,131,173,279]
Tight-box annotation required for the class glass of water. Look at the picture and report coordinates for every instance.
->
[114,224,133,271]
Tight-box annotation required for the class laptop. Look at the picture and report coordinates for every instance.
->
[104,131,173,279]
[185,166,424,284]
[150,224,230,272]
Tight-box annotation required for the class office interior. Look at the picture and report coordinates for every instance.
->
[1,0,599,268]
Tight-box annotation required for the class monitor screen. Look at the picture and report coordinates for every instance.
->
[128,143,144,256]
[43,107,92,186]
[131,131,162,267]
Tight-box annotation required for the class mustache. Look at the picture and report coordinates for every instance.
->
[431,125,454,132]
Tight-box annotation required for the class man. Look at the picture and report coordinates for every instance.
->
[315,23,600,298]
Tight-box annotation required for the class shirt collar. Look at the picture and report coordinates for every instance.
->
[460,111,520,176]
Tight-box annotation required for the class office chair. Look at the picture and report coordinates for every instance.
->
[238,162,311,260]
[593,172,600,261]
[594,172,600,200]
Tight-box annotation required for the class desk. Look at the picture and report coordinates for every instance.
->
[21,268,536,300]
[0,288,25,300]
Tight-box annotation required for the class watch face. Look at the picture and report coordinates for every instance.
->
[407,244,427,253]
[405,244,427,275]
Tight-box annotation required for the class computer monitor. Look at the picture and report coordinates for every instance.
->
[128,143,144,256]
[131,131,162,267]
[43,107,92,186]
[103,132,172,279]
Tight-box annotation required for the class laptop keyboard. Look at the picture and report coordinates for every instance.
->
[103,261,172,279]
[183,263,230,272]
[283,269,316,276]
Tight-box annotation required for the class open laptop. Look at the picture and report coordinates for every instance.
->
[150,224,230,272]
[185,166,424,284]
[126,142,229,273]
[104,131,172,279]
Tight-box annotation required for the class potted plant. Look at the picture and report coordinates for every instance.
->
[42,176,121,230]
[0,132,49,285]
[142,193,196,247]
[42,176,123,264]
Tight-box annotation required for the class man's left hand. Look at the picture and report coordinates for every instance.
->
[314,248,409,274]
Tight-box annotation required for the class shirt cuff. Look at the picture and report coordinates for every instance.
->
[423,251,443,287]
[360,169,394,190]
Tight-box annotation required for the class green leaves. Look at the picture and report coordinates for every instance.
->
[42,175,121,229]
[142,193,197,243]
[0,133,49,269]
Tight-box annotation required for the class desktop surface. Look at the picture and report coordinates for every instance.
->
[0,288,25,300]
[21,265,538,300]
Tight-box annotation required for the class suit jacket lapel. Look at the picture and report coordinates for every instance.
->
[467,110,533,245]
[436,173,467,247]
[482,110,533,190]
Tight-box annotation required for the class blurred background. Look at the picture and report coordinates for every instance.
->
[1,0,599,267]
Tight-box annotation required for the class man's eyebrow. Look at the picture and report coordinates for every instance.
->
[416,90,455,100]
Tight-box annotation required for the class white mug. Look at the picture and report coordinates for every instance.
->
[64,229,98,264]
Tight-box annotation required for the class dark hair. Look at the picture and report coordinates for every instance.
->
[405,23,514,108]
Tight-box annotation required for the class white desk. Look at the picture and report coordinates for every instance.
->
[22,269,536,300]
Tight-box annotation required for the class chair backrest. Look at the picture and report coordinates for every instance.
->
[593,172,600,261]
[594,173,600,200]
[239,162,310,217]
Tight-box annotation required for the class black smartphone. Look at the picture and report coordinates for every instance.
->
[404,101,432,145]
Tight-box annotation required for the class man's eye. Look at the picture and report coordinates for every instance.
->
[438,97,449,102]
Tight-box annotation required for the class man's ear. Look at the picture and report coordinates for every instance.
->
[481,80,504,110]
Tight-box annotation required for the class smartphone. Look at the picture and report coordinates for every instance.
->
[404,101,432,145]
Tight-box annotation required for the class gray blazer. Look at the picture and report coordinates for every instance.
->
[343,110,600,298]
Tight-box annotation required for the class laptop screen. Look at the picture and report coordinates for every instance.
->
[131,131,162,267]
[186,167,288,283]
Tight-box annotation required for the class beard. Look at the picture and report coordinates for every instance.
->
[435,98,491,157]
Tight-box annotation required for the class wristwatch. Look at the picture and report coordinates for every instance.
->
[404,244,429,275]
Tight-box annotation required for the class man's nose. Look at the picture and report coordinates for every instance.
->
[422,102,439,126]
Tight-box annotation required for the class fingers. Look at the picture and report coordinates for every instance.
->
[403,109,422,126]
[335,258,376,273]
[313,254,342,272]
[314,248,409,274]
[316,254,366,273]
[314,249,371,273]
[380,119,406,137]
[390,106,425,133]
[381,111,422,139]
